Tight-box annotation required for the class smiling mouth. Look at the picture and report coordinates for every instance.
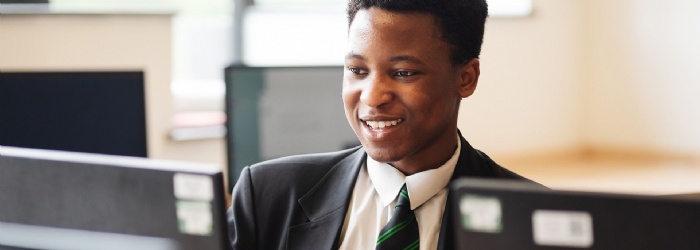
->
[362,119,404,129]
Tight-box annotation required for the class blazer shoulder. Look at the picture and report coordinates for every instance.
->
[246,146,364,184]
[475,149,548,189]
[229,146,365,250]
[250,146,362,169]
[474,149,519,178]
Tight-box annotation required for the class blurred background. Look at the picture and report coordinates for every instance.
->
[2,0,699,195]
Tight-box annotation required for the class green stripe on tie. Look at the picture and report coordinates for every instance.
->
[403,239,420,250]
[376,214,416,245]
[376,184,419,250]
[400,189,409,200]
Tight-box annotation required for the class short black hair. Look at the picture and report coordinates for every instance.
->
[347,0,488,65]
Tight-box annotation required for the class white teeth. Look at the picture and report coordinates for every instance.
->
[365,119,402,129]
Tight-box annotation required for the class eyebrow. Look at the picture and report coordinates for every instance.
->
[345,53,425,66]
[389,55,425,65]
[345,52,365,61]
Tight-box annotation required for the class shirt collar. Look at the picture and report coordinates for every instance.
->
[367,135,461,210]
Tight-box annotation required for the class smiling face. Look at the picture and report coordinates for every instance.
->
[343,7,480,175]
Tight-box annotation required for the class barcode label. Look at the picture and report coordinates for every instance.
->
[532,210,593,248]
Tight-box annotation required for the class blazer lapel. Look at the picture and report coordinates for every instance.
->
[287,148,366,250]
[437,199,455,250]
[437,133,491,250]
[450,133,494,180]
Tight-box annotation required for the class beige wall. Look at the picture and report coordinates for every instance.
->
[581,0,700,156]
[461,0,700,160]
[460,0,585,157]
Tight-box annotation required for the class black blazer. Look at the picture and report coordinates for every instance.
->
[227,134,543,250]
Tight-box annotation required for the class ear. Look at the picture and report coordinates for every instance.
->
[457,58,480,98]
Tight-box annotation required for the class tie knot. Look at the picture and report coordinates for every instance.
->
[396,184,411,208]
[377,183,420,250]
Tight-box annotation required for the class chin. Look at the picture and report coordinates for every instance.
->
[363,145,403,163]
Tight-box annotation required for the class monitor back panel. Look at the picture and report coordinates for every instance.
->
[0,147,229,250]
[0,71,147,157]
[451,178,700,250]
[224,66,359,189]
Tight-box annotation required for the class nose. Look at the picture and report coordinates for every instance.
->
[359,73,394,108]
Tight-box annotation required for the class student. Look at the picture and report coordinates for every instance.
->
[227,0,542,249]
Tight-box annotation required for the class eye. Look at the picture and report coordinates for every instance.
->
[347,67,368,75]
[394,70,417,77]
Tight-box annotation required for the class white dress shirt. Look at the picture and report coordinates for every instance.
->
[338,137,461,250]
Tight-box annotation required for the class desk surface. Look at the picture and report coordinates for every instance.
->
[501,153,700,195]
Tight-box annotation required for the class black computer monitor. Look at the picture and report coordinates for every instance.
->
[0,71,148,157]
[0,146,230,250]
[450,178,700,249]
[224,65,359,190]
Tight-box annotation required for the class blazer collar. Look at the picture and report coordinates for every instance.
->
[450,130,494,181]
[288,147,366,250]
[438,130,491,250]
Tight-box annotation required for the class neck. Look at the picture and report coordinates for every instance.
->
[390,132,459,176]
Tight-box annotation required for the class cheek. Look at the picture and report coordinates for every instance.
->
[342,85,358,112]
[405,83,457,116]
[401,85,432,108]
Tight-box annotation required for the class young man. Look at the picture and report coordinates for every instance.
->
[227,0,542,249]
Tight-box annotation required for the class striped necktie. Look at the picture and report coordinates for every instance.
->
[376,184,420,250]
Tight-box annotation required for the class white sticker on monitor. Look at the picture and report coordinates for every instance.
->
[459,195,502,233]
[173,173,213,201]
[176,201,213,236]
[532,210,593,248]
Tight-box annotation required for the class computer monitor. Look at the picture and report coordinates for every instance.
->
[224,65,359,189]
[0,146,230,250]
[450,178,700,249]
[0,71,148,157]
